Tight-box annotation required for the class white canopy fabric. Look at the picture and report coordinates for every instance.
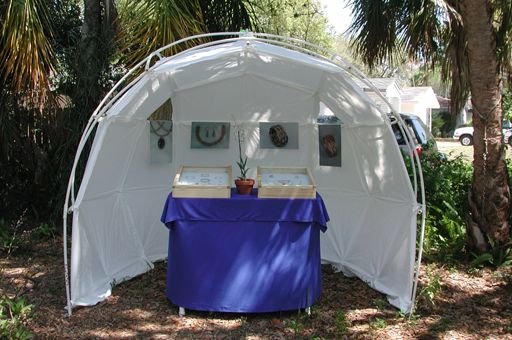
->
[67,37,421,313]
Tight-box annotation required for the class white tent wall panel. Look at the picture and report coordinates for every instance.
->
[122,190,169,262]
[157,43,246,82]
[72,118,172,306]
[71,208,110,305]
[310,125,414,200]
[75,119,142,202]
[107,72,177,120]
[172,74,316,123]
[319,191,370,262]
[318,192,415,311]
[243,50,327,93]
[77,119,173,202]
[248,41,343,75]
[318,73,383,126]
[72,190,169,306]
[350,125,415,201]
[121,120,173,190]
[71,196,153,306]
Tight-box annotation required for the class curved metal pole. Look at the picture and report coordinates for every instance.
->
[63,32,426,316]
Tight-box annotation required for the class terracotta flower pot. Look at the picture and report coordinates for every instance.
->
[235,178,255,195]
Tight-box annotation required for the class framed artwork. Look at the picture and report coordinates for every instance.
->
[259,122,299,149]
[318,124,342,167]
[191,122,230,149]
[149,120,172,163]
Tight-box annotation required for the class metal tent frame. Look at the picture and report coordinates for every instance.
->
[63,32,426,317]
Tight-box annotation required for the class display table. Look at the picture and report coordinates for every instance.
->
[160,189,329,313]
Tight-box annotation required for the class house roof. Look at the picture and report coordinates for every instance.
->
[401,87,440,108]
[436,96,450,109]
[353,77,401,92]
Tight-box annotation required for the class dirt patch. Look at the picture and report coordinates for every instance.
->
[1,238,511,339]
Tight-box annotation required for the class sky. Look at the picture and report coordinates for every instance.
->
[319,0,353,35]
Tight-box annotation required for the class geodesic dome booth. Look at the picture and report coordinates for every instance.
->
[63,33,425,315]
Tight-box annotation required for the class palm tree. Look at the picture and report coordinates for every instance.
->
[118,0,255,69]
[347,0,511,252]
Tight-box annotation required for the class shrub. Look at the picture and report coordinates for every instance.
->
[0,296,33,340]
[420,151,472,260]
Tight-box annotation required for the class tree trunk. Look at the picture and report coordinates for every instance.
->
[75,0,116,114]
[461,0,510,252]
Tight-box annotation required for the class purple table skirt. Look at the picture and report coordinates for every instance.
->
[161,189,329,313]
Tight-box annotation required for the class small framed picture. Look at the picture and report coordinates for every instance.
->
[191,122,230,149]
[149,120,172,163]
[259,122,299,149]
[318,124,341,167]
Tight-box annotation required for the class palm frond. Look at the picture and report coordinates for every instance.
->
[347,0,404,69]
[0,0,55,93]
[118,0,205,68]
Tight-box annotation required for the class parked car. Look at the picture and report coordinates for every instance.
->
[390,113,438,157]
[453,120,512,146]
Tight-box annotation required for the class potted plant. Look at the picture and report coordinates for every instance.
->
[234,123,255,194]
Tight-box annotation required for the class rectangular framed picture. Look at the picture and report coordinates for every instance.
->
[191,122,230,149]
[149,120,172,163]
[318,124,341,167]
[259,122,299,149]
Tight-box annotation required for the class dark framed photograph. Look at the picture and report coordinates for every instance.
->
[318,124,341,167]
[259,122,299,149]
[191,122,230,149]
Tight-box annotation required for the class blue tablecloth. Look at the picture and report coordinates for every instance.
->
[161,189,329,313]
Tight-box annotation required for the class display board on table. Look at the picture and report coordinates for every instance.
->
[257,166,316,198]
[172,165,232,198]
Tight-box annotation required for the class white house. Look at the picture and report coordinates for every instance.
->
[353,78,402,113]
[401,87,440,130]
[354,78,440,131]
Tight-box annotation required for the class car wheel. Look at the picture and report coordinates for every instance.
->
[460,134,473,146]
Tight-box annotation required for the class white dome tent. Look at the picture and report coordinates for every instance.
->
[63,32,426,316]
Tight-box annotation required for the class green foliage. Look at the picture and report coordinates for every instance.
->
[31,222,56,241]
[420,151,472,260]
[286,318,304,337]
[0,218,23,255]
[407,149,512,265]
[1,217,57,256]
[503,89,512,121]
[118,0,204,68]
[334,310,351,335]
[372,298,387,310]
[418,265,442,307]
[0,0,55,92]
[247,0,334,48]
[235,128,250,180]
[369,317,387,329]
[431,316,452,332]
[0,296,34,340]
[431,111,454,138]
[236,156,249,180]
[470,237,512,268]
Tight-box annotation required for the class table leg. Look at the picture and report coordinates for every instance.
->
[179,307,186,317]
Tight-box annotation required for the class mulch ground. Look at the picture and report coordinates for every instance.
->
[1,237,511,339]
